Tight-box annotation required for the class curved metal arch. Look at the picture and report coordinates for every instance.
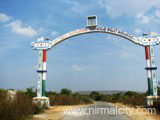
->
[50,27,139,48]
[31,27,160,50]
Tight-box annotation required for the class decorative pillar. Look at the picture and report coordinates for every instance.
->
[145,46,153,95]
[37,50,43,97]
[149,46,157,96]
[32,37,50,106]
[145,46,158,107]
[42,50,47,96]
[32,49,49,106]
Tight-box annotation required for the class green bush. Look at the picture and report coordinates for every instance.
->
[49,89,93,106]
[25,87,36,98]
[124,91,137,97]
[32,103,48,114]
[89,91,146,107]
[103,91,146,106]
[46,91,57,97]
[90,91,102,101]
[81,96,93,104]
[61,88,72,95]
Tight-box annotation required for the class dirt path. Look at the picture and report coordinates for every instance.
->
[32,103,160,120]
[33,105,83,120]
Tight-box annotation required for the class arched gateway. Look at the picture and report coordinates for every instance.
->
[31,16,160,107]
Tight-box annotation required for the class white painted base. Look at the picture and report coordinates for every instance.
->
[33,97,50,107]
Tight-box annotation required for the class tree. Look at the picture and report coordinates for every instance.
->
[61,88,72,95]
[25,87,36,98]
[90,91,102,101]
[124,91,138,97]
[46,91,57,97]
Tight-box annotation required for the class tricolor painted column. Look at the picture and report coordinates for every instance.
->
[42,50,47,96]
[145,46,153,95]
[37,50,47,97]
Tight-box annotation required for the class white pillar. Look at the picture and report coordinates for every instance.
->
[37,50,43,97]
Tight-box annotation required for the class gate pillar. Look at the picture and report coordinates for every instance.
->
[145,46,158,107]
[32,37,50,106]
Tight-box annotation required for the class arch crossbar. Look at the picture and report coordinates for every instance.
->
[51,27,138,47]
[32,27,160,51]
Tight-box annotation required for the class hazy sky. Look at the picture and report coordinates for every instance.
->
[1,0,160,92]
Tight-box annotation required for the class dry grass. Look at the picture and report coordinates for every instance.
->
[0,91,45,120]
[49,95,93,106]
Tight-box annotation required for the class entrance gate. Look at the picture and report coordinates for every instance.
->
[31,16,160,107]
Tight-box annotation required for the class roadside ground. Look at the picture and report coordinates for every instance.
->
[108,102,160,120]
[32,102,160,120]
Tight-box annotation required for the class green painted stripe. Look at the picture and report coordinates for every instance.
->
[148,78,153,95]
[42,80,46,96]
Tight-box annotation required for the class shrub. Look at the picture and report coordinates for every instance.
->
[50,95,80,105]
[90,91,102,101]
[0,90,45,120]
[81,96,93,104]
[46,91,57,97]
[125,91,136,96]
[49,93,93,106]
[61,88,72,95]
[0,91,32,120]
[32,103,48,114]
[103,91,146,106]
[153,98,160,114]
[25,87,36,98]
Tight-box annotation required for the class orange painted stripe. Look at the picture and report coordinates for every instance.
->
[145,46,150,60]
[43,50,47,62]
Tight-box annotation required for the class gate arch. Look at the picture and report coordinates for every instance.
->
[51,27,138,47]
[31,16,160,107]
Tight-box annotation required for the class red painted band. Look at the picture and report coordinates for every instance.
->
[145,46,150,60]
[43,50,47,62]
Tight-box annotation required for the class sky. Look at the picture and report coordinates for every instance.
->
[1,0,160,92]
